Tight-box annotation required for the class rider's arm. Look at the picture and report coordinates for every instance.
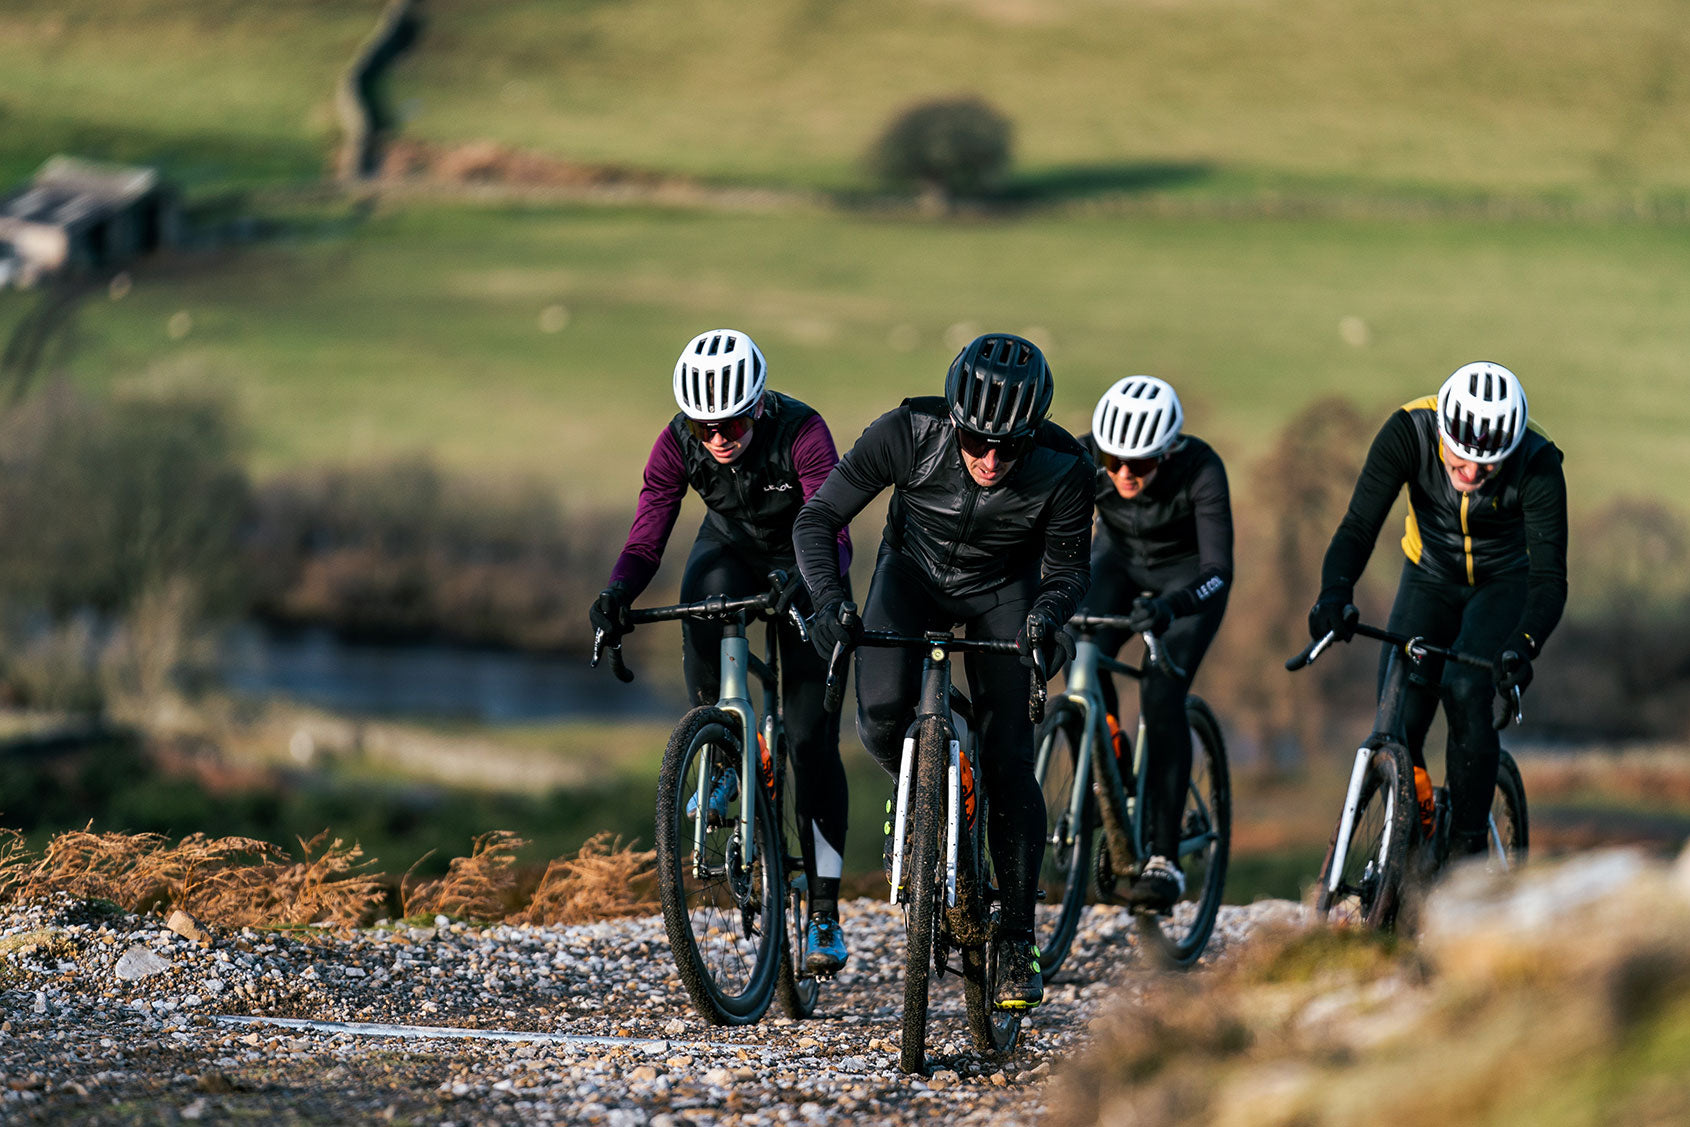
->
[1514,443,1569,654]
[1166,452,1234,617]
[793,405,913,609]
[791,412,855,575]
[1319,409,1417,599]
[1031,458,1096,624]
[607,427,690,601]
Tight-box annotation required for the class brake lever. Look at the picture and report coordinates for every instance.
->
[1494,685,1524,731]
[1143,632,1187,681]
[591,627,635,684]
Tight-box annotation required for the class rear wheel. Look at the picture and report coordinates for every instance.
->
[772,732,820,1019]
[1314,741,1415,930]
[1032,705,1095,979]
[898,720,946,1076]
[1136,697,1231,967]
[959,788,1020,1057]
[1489,749,1529,870]
[655,707,783,1025]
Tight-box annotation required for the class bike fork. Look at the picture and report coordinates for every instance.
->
[1328,746,1376,894]
[889,733,916,903]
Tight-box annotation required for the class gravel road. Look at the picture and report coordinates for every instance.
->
[0,894,1302,1125]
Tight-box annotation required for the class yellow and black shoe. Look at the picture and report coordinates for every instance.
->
[994,938,1044,1010]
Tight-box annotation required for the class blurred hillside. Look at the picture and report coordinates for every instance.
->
[1,0,1689,859]
[8,0,1690,201]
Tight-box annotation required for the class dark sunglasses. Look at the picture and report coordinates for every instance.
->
[1099,451,1162,476]
[686,413,754,443]
[956,429,1031,460]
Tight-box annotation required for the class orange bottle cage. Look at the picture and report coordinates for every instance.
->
[959,745,978,828]
[1106,713,1128,763]
[1413,765,1435,837]
[758,732,776,792]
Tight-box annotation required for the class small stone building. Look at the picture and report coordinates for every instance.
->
[0,156,177,288]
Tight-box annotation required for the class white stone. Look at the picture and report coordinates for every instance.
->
[115,946,171,981]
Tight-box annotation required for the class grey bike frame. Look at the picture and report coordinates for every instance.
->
[1036,638,1146,874]
[692,626,762,875]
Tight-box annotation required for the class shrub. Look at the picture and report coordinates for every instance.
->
[869,96,1013,204]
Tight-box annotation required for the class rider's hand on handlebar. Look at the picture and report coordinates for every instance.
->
[589,582,632,643]
[1017,608,1075,677]
[1125,595,1174,637]
[1493,647,1534,695]
[808,598,861,660]
[1307,594,1357,643]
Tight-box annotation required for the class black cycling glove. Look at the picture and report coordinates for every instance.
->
[1017,608,1075,678]
[1494,632,1538,695]
[1125,595,1174,637]
[589,583,632,643]
[1307,592,1357,643]
[809,599,861,661]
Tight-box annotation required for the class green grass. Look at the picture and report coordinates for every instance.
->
[10,199,1687,516]
[8,0,1690,200]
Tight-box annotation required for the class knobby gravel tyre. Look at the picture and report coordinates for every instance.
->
[1491,748,1529,868]
[1032,705,1094,980]
[899,720,946,1076]
[655,707,784,1026]
[1314,741,1415,930]
[1136,696,1231,968]
[773,732,821,1019]
[959,791,1020,1058]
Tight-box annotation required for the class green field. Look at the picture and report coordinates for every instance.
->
[9,202,1687,516]
[9,0,1690,201]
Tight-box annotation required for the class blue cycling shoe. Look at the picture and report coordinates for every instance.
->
[685,769,740,825]
[804,910,848,975]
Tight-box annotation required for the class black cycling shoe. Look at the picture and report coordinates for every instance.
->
[994,937,1044,1010]
[1127,855,1185,914]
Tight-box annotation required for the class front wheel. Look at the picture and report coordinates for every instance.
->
[898,719,947,1076]
[1136,697,1232,967]
[1032,705,1095,980]
[1489,749,1529,869]
[655,707,783,1025]
[1314,741,1415,930]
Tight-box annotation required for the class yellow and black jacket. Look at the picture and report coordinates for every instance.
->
[1319,397,1568,652]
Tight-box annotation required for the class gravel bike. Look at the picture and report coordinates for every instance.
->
[1033,615,1230,972]
[821,605,1047,1075]
[593,571,821,1025]
[1287,610,1528,929]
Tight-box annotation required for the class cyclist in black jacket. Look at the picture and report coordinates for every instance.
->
[793,333,1094,1010]
[1307,361,1568,858]
[588,329,856,973]
[1079,376,1232,911]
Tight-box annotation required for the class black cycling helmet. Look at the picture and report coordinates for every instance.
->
[944,333,1054,440]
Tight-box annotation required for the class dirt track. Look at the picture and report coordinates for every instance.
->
[0,895,1301,1125]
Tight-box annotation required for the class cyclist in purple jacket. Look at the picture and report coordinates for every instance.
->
[589,329,855,972]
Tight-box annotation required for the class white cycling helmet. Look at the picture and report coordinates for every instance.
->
[1091,376,1183,459]
[1437,361,1527,464]
[673,329,767,420]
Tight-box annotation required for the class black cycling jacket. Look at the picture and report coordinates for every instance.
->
[794,397,1095,622]
[667,390,820,562]
[1085,433,1233,616]
[1321,397,1569,652]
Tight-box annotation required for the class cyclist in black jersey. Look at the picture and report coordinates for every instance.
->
[793,333,1094,1009]
[1079,376,1233,911]
[1307,361,1567,857]
[589,329,856,973]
